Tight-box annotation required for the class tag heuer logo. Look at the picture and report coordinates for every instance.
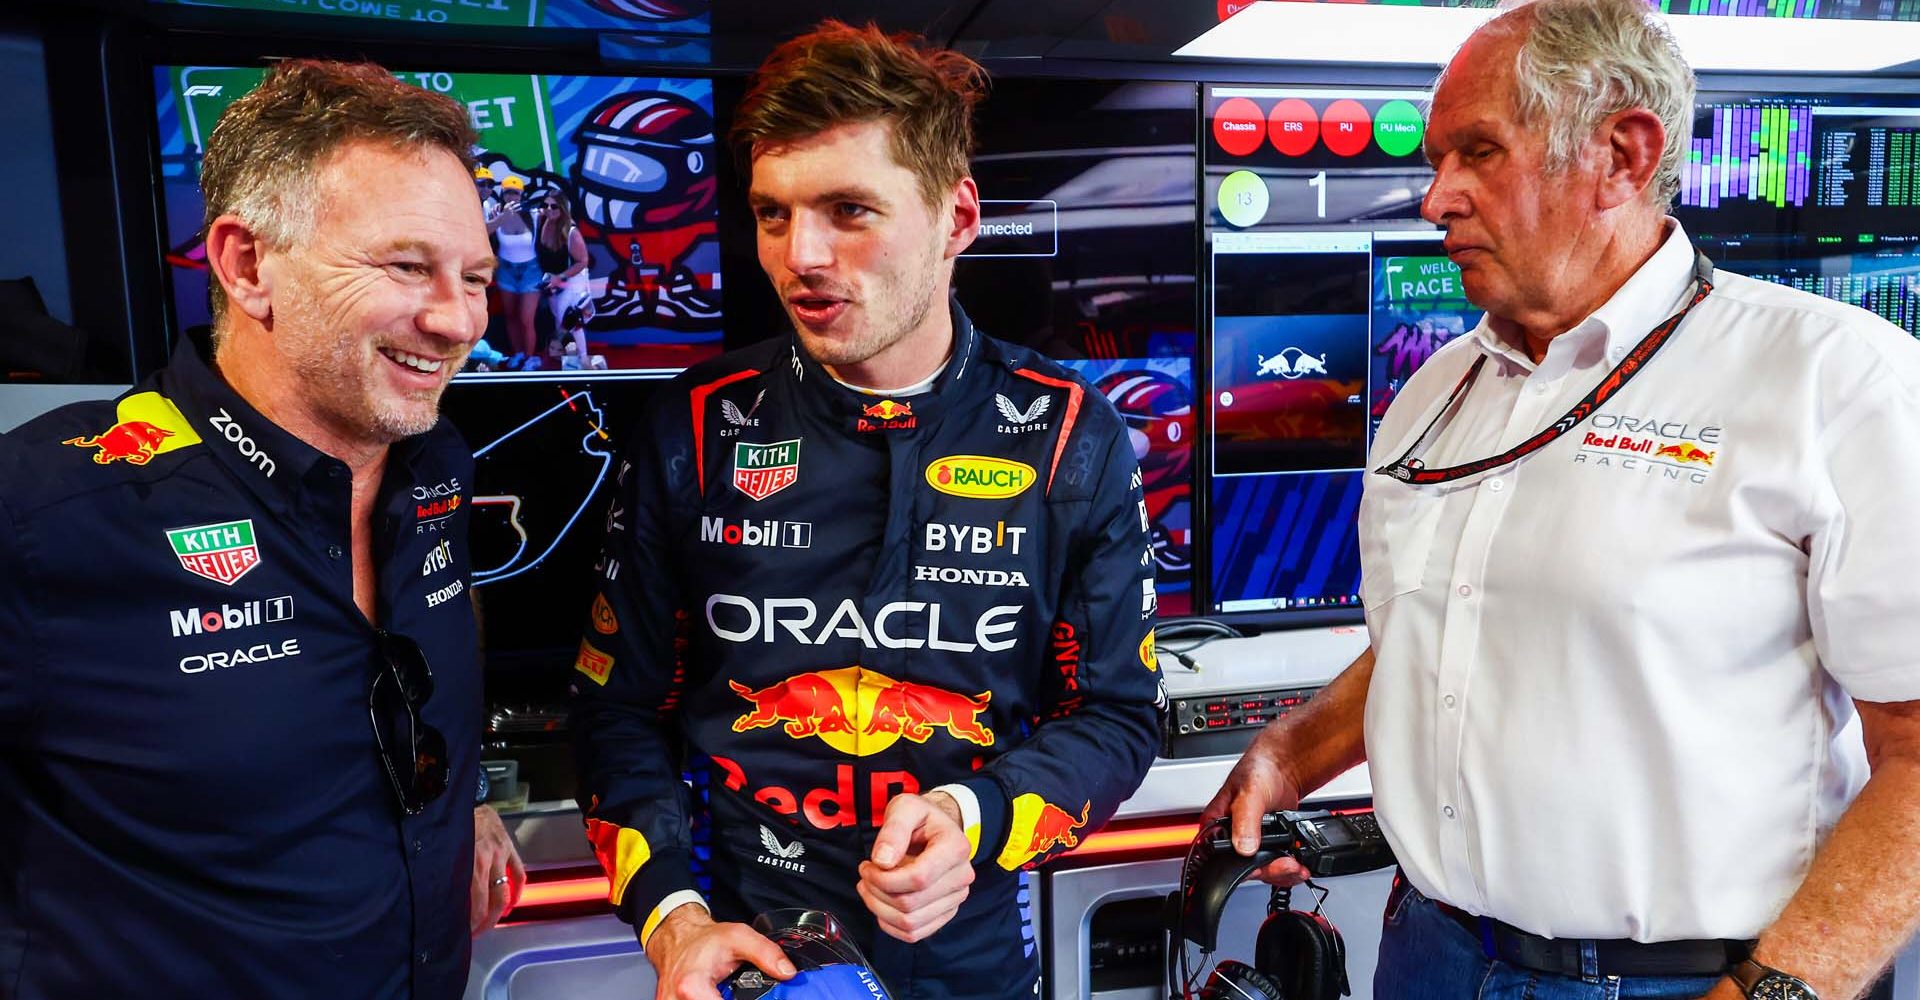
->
[165,519,261,586]
[733,439,801,501]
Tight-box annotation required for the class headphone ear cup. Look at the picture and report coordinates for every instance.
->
[1201,959,1288,1000]
[1254,909,1349,1000]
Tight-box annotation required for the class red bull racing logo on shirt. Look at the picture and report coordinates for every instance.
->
[1573,413,1722,485]
[165,519,262,586]
[62,391,202,466]
[996,794,1090,870]
[734,439,801,501]
[729,665,994,756]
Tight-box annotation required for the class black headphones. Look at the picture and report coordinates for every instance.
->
[1164,817,1352,1000]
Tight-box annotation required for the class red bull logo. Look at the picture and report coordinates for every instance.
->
[1654,442,1715,466]
[61,392,201,466]
[65,420,174,465]
[997,794,1091,870]
[862,399,912,421]
[1027,800,1091,853]
[729,666,995,756]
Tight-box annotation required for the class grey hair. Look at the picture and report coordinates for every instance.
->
[199,60,477,339]
[1473,0,1696,205]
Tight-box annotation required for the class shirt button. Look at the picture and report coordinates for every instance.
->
[1609,347,1626,363]
[327,544,344,560]
[1456,584,1473,598]
[1486,478,1504,493]
[1533,382,1550,395]
[412,839,423,856]
[328,466,344,479]
[1443,805,1456,819]
[1444,694,1457,709]
[417,950,432,965]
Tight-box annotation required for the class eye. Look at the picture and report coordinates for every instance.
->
[835,203,871,220]
[389,261,429,276]
[754,205,788,226]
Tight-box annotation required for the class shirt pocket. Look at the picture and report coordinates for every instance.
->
[1357,478,1444,610]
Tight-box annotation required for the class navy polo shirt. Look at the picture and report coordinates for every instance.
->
[0,332,481,998]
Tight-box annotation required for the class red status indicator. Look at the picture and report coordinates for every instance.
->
[1322,99,1373,157]
[1267,98,1319,157]
[1217,0,1258,19]
[1211,97,1267,157]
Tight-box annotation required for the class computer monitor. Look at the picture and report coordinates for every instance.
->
[1201,84,1476,618]
[152,65,723,375]
[1676,91,1920,338]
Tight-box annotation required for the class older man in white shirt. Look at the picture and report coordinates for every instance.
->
[1205,0,1920,998]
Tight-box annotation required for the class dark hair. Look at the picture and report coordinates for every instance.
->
[729,20,987,207]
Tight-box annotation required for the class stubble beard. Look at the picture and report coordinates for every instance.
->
[794,244,942,369]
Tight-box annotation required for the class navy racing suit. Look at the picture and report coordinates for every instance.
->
[571,300,1162,1000]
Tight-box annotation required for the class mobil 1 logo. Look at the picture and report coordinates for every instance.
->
[169,596,294,638]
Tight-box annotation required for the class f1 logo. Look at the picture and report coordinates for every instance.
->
[184,85,223,98]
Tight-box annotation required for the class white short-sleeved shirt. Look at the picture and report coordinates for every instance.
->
[1361,220,1920,941]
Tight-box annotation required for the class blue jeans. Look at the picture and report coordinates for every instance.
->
[1375,879,1722,1000]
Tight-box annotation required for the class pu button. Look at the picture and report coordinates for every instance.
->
[412,839,423,856]
[1443,806,1456,819]
[327,544,344,560]
[1457,584,1473,598]
[1444,694,1457,709]
[1487,478,1504,493]
[1534,382,1549,395]
[418,950,431,965]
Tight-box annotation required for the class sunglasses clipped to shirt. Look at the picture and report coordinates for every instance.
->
[1373,250,1716,486]
[370,630,450,816]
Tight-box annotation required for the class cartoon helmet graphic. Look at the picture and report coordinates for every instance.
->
[1095,369,1193,492]
[499,175,526,191]
[585,0,709,21]
[572,91,716,234]
[473,166,495,182]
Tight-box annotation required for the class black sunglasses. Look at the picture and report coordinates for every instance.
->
[370,630,450,816]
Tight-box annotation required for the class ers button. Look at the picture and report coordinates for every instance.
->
[1443,805,1456,819]
[1456,584,1473,598]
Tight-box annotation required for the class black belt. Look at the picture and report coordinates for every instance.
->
[1432,899,1754,978]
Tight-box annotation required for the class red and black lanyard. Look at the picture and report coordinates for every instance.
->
[1374,250,1716,486]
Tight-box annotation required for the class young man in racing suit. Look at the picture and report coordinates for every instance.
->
[570,21,1162,1000]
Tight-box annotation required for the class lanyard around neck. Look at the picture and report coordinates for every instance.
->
[1374,249,1715,487]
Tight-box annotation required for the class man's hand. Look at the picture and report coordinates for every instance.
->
[857,792,976,943]
[1199,725,1310,886]
[472,805,527,934]
[645,905,795,1000]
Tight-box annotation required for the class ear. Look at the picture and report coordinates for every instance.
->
[1595,108,1665,211]
[942,176,981,261]
[204,214,275,323]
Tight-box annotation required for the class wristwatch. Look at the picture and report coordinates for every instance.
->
[1730,959,1818,1000]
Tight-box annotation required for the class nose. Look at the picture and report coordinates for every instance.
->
[1421,156,1467,226]
[419,270,485,347]
[783,208,835,274]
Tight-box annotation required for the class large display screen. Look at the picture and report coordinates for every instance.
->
[951,78,1202,616]
[150,0,711,33]
[1199,82,1920,619]
[153,65,723,376]
[1676,93,1920,337]
[1202,85,1467,616]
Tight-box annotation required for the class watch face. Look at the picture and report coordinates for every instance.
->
[1752,973,1817,1000]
